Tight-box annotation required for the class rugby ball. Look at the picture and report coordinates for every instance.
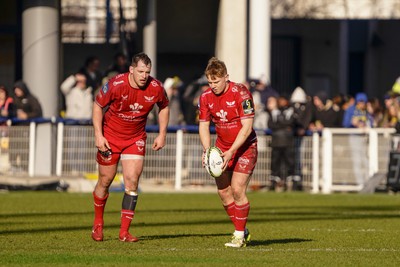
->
[204,146,224,178]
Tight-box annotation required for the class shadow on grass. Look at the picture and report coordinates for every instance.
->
[139,232,230,240]
[250,238,312,246]
[97,234,312,247]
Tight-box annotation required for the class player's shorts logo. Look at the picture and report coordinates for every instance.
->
[136,139,145,147]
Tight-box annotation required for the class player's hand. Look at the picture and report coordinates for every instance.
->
[152,134,166,151]
[202,149,208,168]
[95,135,110,152]
[220,150,233,170]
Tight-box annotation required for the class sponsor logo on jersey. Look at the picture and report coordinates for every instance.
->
[151,80,158,87]
[118,113,137,121]
[102,83,109,94]
[113,80,124,86]
[216,109,228,122]
[226,101,235,107]
[238,156,250,165]
[242,99,254,115]
[144,96,155,102]
[231,86,239,93]
[130,103,143,113]
[208,103,214,109]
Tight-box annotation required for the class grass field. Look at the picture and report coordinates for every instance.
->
[0,191,400,266]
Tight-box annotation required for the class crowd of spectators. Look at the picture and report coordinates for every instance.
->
[2,51,400,134]
[2,54,400,192]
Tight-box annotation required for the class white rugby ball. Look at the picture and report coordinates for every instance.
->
[204,146,224,178]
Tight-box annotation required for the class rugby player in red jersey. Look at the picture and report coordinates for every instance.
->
[91,52,169,242]
[198,57,257,248]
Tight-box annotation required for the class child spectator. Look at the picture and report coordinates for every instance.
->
[0,85,15,122]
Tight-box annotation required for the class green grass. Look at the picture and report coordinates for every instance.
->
[1,191,400,266]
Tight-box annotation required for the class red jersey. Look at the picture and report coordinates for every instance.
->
[198,81,257,149]
[95,73,169,139]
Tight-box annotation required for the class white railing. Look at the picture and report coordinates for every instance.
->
[321,127,395,193]
[0,122,396,193]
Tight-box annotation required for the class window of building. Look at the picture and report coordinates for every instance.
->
[61,0,137,43]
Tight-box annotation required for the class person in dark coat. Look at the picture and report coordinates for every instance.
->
[266,95,296,191]
[308,90,342,132]
[13,80,43,120]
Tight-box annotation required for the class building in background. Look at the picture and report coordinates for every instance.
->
[1,0,400,113]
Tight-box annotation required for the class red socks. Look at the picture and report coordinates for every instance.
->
[93,192,109,226]
[223,202,236,224]
[235,202,250,231]
[120,209,135,234]
[224,202,250,231]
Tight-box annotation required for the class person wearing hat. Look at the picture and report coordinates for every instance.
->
[342,92,373,128]
[342,92,373,188]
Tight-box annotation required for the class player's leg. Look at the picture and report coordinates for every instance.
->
[92,163,118,241]
[224,172,252,248]
[214,172,236,224]
[225,143,257,248]
[119,157,144,242]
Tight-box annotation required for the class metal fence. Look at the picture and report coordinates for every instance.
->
[0,123,396,193]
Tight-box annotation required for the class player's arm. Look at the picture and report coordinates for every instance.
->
[221,118,254,167]
[60,75,75,95]
[92,103,110,151]
[199,120,211,168]
[152,106,169,151]
[199,120,211,151]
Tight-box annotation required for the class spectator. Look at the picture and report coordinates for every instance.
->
[249,78,279,130]
[289,86,312,190]
[342,92,373,128]
[380,93,399,129]
[164,76,185,126]
[266,95,296,191]
[13,80,42,120]
[60,73,93,120]
[341,94,355,111]
[79,56,103,97]
[0,85,15,122]
[290,86,312,136]
[367,97,384,128]
[342,92,372,187]
[331,94,346,125]
[104,52,130,78]
[308,90,342,132]
[182,74,208,125]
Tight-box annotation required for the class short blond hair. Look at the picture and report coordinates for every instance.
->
[204,57,227,79]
